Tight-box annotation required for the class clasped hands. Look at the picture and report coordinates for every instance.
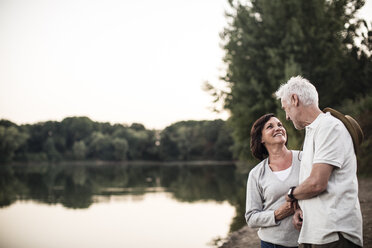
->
[285,195,303,231]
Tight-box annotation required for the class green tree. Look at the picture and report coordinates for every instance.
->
[218,0,372,160]
[87,132,113,160]
[0,119,17,128]
[72,141,87,160]
[130,123,146,131]
[61,117,94,150]
[160,121,204,160]
[0,126,28,163]
[43,137,62,162]
[125,129,158,160]
[112,137,128,161]
[23,121,65,159]
[214,121,234,160]
[159,120,233,161]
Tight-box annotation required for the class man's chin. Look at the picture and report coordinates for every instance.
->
[296,126,305,130]
[293,123,304,130]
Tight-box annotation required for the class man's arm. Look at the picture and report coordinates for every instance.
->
[286,163,334,201]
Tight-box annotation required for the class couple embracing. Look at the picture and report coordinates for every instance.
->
[245,76,363,248]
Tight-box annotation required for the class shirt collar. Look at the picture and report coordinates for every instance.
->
[306,112,329,130]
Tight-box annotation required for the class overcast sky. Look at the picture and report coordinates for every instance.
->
[0,0,371,129]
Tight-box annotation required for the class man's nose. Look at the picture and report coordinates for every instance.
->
[286,114,290,121]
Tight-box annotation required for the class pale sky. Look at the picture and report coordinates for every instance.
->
[1,0,371,130]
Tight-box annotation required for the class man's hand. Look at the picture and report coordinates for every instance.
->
[286,194,294,202]
[292,208,303,231]
[274,201,295,221]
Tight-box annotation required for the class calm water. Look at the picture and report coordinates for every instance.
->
[0,163,247,248]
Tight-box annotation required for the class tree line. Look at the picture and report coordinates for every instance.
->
[0,117,234,163]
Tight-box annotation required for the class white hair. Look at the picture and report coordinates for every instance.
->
[274,76,319,106]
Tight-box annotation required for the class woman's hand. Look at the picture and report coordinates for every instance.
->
[292,208,303,231]
[274,201,295,221]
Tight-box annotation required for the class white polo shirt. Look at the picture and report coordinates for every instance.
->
[298,112,363,246]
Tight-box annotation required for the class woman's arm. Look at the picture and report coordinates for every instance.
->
[245,172,285,228]
[274,201,295,221]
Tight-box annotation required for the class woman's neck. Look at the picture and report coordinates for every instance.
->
[267,145,292,171]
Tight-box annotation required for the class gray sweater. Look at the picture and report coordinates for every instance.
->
[245,150,301,247]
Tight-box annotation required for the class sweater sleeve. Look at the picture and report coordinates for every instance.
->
[245,170,279,228]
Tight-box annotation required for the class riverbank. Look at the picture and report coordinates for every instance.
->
[219,177,372,248]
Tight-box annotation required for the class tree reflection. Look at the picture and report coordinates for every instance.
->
[0,163,247,232]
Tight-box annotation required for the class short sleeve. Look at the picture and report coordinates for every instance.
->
[313,121,345,168]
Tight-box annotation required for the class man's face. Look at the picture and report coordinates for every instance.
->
[281,98,304,130]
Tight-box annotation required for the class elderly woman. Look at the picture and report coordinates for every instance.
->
[245,113,301,248]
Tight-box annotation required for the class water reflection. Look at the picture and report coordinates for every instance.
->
[0,163,248,247]
[0,194,235,248]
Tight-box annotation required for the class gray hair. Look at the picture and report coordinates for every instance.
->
[275,76,319,106]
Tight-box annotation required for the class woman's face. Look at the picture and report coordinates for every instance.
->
[261,117,287,146]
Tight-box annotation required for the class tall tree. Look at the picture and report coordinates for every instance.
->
[219,0,372,160]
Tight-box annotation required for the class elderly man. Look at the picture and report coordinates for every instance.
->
[274,76,363,248]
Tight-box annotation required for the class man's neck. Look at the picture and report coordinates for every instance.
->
[301,105,322,127]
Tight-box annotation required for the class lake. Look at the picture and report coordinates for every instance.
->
[0,163,247,248]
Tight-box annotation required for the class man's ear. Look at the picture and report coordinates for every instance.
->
[291,94,299,107]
